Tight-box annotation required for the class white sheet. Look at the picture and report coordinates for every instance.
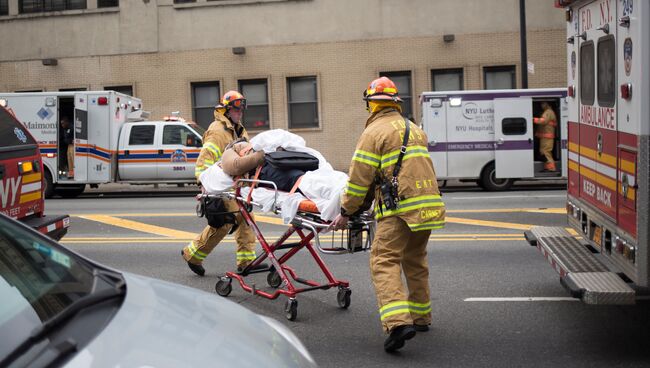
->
[199,130,347,223]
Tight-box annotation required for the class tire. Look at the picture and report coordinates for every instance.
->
[479,162,513,191]
[55,184,86,198]
[267,270,282,288]
[337,287,351,309]
[284,298,298,321]
[215,278,232,297]
[43,170,55,199]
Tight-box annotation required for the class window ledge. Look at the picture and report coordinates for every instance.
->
[288,126,322,133]
[0,7,119,21]
[173,0,307,10]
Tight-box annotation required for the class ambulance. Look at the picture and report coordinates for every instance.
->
[420,88,567,190]
[525,0,648,304]
[0,91,204,197]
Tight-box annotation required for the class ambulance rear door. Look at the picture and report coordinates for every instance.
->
[72,93,88,182]
[494,97,534,179]
[421,95,448,177]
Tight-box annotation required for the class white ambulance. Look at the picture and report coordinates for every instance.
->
[525,0,648,304]
[420,88,568,190]
[0,91,204,197]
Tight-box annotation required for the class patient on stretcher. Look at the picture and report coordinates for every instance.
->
[200,130,351,222]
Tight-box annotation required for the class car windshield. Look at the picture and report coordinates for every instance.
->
[0,216,95,358]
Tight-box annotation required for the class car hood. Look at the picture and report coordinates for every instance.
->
[65,272,316,368]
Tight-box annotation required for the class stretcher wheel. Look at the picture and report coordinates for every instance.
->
[215,278,232,297]
[284,298,298,321]
[267,270,282,288]
[337,287,351,309]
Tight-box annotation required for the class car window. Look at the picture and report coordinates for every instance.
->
[163,125,199,146]
[0,107,37,148]
[0,216,95,358]
[128,125,155,145]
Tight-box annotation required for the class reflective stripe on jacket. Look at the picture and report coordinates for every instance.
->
[341,108,445,230]
[195,111,249,181]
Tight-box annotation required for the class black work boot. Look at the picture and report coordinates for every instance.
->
[182,250,205,276]
[413,324,430,332]
[384,325,416,352]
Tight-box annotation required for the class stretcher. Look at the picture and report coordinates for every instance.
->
[204,179,375,321]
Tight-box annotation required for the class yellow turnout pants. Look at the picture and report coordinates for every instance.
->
[183,199,257,268]
[370,216,432,333]
[539,138,554,165]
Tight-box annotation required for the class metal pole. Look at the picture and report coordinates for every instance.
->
[519,0,529,89]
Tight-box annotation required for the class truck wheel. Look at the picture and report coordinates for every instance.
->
[56,184,86,198]
[43,170,56,199]
[479,162,513,191]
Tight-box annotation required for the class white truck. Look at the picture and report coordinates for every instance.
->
[420,88,568,190]
[524,0,648,304]
[0,91,205,197]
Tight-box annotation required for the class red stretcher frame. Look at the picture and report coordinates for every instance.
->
[209,179,374,321]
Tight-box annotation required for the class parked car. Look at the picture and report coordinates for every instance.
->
[0,213,316,367]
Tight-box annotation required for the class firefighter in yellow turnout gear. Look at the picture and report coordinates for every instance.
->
[331,77,445,352]
[534,102,557,172]
[181,91,260,276]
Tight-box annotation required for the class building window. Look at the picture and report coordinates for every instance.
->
[431,68,464,91]
[98,0,118,7]
[597,35,615,108]
[20,0,87,13]
[191,81,220,129]
[173,0,195,3]
[0,0,8,16]
[483,65,516,90]
[380,71,413,121]
[59,87,87,91]
[287,76,319,129]
[580,41,595,106]
[15,89,43,93]
[104,85,133,96]
[239,79,269,131]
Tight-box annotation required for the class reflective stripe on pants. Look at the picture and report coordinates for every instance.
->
[370,216,432,333]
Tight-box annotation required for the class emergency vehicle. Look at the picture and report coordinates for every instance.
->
[0,92,204,197]
[525,0,648,304]
[0,103,69,240]
[420,88,567,190]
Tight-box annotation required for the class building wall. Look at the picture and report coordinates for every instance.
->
[0,0,567,170]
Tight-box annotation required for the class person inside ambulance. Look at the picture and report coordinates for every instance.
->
[534,102,557,172]
[58,116,70,175]
[61,116,75,178]
[181,90,265,276]
[331,77,446,352]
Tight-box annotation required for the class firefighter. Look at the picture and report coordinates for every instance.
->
[331,76,446,352]
[534,102,557,172]
[61,116,75,178]
[181,90,262,276]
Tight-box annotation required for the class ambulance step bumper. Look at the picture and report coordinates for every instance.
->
[524,226,635,305]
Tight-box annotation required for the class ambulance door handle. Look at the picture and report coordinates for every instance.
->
[428,140,437,147]
[158,149,164,156]
[496,138,504,145]
[124,150,129,156]
[528,138,533,144]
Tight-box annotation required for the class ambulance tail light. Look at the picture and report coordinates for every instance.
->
[620,83,632,100]
[18,161,34,174]
[98,97,109,105]
[46,153,55,158]
[614,235,636,264]
[567,85,575,98]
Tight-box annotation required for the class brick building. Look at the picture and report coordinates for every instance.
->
[0,0,566,169]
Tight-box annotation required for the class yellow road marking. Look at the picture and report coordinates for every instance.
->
[446,217,533,231]
[77,215,197,239]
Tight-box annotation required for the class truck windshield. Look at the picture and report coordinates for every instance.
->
[0,216,95,358]
[188,122,206,137]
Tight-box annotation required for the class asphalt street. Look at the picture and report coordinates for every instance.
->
[46,183,650,368]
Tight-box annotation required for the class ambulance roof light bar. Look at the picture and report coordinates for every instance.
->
[449,98,462,107]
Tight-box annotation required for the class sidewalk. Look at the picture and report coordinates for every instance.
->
[84,183,200,194]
